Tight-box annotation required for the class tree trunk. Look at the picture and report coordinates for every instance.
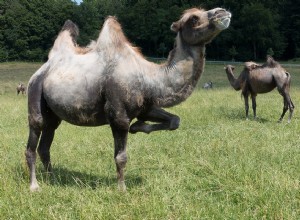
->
[253,42,257,60]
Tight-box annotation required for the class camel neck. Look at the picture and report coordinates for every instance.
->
[155,36,206,107]
[225,69,242,91]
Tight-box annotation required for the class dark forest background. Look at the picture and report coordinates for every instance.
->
[0,0,299,62]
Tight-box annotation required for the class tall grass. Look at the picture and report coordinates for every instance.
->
[0,62,300,219]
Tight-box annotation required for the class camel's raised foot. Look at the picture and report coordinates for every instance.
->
[118,180,127,192]
[129,121,150,134]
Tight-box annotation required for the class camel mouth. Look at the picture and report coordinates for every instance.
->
[214,13,231,30]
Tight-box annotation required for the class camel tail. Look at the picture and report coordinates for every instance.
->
[285,71,291,89]
[285,71,295,110]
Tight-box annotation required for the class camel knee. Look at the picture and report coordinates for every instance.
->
[169,115,180,130]
[113,118,130,131]
[28,114,44,130]
[106,106,130,131]
[115,151,127,168]
[116,152,127,163]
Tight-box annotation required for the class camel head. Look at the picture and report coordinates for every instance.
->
[224,65,235,72]
[171,8,231,45]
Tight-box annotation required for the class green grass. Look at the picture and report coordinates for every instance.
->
[1,62,300,219]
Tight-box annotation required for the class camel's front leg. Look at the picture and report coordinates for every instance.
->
[129,107,180,134]
[106,103,129,191]
[243,94,249,120]
[251,95,257,119]
[111,125,128,191]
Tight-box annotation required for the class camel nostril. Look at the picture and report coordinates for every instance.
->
[215,9,225,14]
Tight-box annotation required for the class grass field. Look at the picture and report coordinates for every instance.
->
[0,62,300,219]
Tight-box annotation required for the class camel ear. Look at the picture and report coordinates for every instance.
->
[171,21,180,32]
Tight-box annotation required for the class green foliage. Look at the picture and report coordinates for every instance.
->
[1,62,300,218]
[279,0,300,59]
[0,0,76,61]
[231,2,285,60]
[228,46,238,60]
[267,47,274,56]
[0,0,299,61]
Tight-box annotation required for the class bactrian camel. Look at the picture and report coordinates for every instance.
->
[17,83,26,95]
[224,56,294,122]
[25,8,231,191]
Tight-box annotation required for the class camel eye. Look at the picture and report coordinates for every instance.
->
[191,16,199,25]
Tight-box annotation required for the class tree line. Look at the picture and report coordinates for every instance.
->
[0,0,299,62]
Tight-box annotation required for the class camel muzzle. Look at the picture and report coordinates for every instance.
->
[213,10,231,30]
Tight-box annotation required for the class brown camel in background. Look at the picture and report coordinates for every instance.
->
[224,56,294,122]
[17,83,26,95]
[25,8,231,191]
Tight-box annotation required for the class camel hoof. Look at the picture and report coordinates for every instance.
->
[118,181,127,192]
[30,183,41,192]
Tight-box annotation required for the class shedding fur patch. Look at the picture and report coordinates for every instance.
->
[96,16,142,57]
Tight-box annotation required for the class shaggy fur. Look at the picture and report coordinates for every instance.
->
[25,8,231,191]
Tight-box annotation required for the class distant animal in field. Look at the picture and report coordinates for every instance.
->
[25,7,231,192]
[17,83,26,95]
[224,56,294,122]
[203,81,213,89]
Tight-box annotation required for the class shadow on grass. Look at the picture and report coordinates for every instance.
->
[19,165,143,190]
[221,108,270,123]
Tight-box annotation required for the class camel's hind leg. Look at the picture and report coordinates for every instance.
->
[26,110,60,192]
[25,127,42,192]
[277,72,294,123]
[278,93,294,123]
[26,99,45,191]
[25,63,50,191]
[289,100,295,122]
